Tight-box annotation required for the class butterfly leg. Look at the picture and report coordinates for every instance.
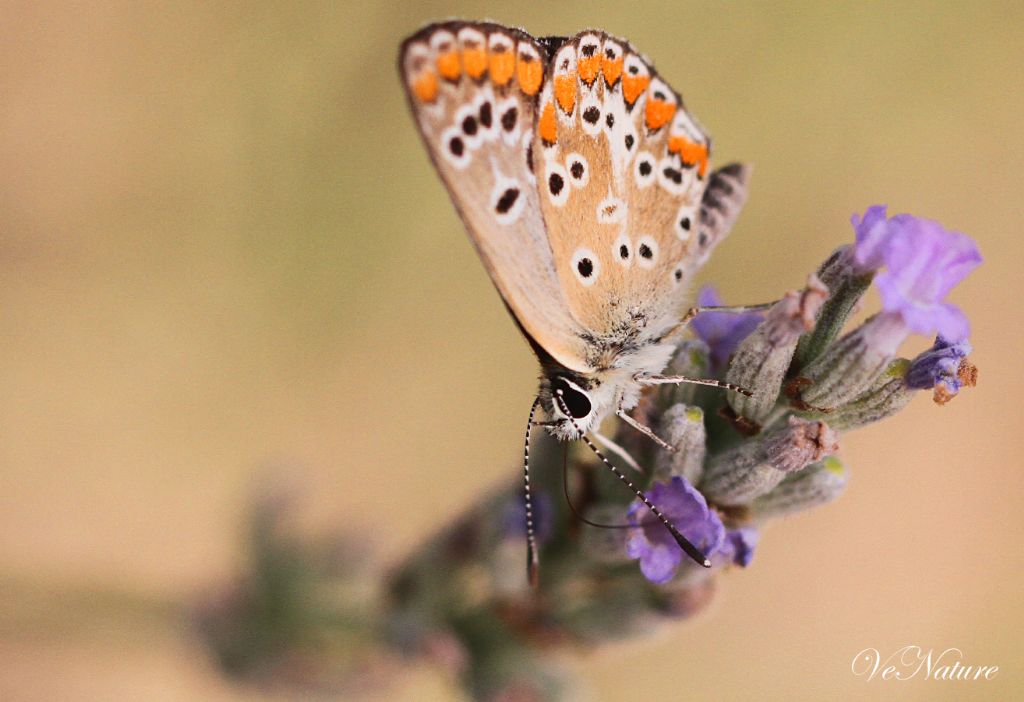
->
[592,430,645,473]
[678,301,777,331]
[615,409,676,452]
[635,372,754,397]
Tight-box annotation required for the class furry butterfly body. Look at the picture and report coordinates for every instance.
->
[400,21,752,579]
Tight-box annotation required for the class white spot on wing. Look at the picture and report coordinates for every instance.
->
[490,174,524,225]
[675,203,697,240]
[634,150,656,188]
[656,156,687,195]
[565,152,589,189]
[439,125,471,169]
[457,26,485,50]
[612,233,633,268]
[571,248,600,286]
[579,92,602,137]
[496,96,520,146]
[596,195,627,224]
[454,103,484,151]
[636,235,660,269]
[475,86,498,144]
[671,108,708,144]
[545,161,570,207]
[488,32,514,55]
[429,30,457,56]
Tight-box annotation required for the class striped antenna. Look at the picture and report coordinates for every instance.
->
[522,397,541,587]
[554,389,711,568]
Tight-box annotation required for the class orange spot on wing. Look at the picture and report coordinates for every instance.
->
[602,56,623,86]
[668,136,710,178]
[412,71,438,103]
[489,50,515,86]
[538,102,557,144]
[622,75,650,106]
[517,56,543,95]
[462,46,487,79]
[577,56,600,85]
[645,99,676,130]
[554,75,576,114]
[436,51,461,81]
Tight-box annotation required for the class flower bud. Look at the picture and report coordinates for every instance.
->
[750,456,849,520]
[794,245,874,369]
[726,274,828,425]
[701,417,839,506]
[653,404,707,484]
[823,359,915,431]
[794,313,903,410]
[906,336,977,405]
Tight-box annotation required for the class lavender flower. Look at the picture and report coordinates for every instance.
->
[856,206,982,345]
[906,336,978,404]
[850,204,891,272]
[626,477,725,584]
[799,209,980,408]
[691,285,764,371]
[721,528,758,568]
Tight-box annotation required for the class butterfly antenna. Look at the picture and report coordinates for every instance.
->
[561,444,633,529]
[523,398,541,588]
[554,391,711,568]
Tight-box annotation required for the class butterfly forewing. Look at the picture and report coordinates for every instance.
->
[400,22,592,372]
[530,31,719,348]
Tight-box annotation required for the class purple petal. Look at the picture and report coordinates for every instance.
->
[638,545,682,584]
[691,285,764,371]
[626,477,727,584]
[856,209,980,344]
[851,204,890,270]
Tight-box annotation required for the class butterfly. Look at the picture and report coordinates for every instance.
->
[399,21,756,585]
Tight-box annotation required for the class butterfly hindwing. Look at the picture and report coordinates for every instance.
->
[399,22,592,372]
[531,31,725,347]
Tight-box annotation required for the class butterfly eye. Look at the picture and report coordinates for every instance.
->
[553,377,592,419]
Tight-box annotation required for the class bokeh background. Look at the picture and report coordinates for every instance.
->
[2,2,1022,700]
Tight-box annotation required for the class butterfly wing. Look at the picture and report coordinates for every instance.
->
[530,31,748,349]
[399,22,593,373]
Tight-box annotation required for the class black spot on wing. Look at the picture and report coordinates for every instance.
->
[495,187,520,214]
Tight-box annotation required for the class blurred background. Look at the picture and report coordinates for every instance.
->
[1,2,1021,700]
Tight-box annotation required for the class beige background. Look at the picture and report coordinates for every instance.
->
[1,2,1021,700]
